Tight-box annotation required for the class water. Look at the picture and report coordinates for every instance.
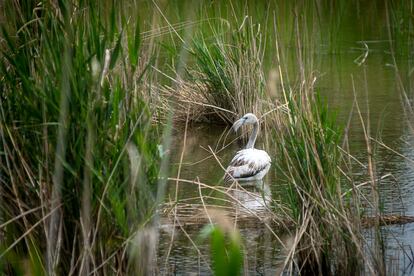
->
[150,1,414,274]
[158,123,286,274]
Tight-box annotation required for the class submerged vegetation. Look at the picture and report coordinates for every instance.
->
[1,0,414,275]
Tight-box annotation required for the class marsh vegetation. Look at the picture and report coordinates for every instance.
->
[1,0,414,275]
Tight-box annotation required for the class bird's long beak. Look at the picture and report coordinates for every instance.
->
[233,118,245,132]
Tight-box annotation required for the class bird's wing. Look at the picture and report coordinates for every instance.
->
[224,149,271,182]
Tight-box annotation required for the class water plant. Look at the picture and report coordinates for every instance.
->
[199,210,244,276]
[268,10,368,275]
[273,84,365,274]
[0,1,163,274]
[162,16,267,124]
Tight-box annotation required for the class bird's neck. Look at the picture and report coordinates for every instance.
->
[245,121,259,149]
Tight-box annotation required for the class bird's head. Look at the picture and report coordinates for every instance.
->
[233,113,258,132]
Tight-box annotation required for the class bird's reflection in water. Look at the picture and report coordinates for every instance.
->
[230,181,272,215]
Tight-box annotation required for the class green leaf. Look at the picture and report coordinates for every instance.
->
[109,0,116,41]
[110,30,123,69]
[228,240,243,276]
[199,225,244,276]
[128,20,141,70]
[210,228,228,276]
[136,56,155,83]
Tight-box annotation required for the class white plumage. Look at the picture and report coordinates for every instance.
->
[224,113,271,182]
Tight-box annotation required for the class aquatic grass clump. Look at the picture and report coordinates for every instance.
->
[272,76,365,275]
[165,17,267,124]
[0,1,163,275]
[261,6,379,273]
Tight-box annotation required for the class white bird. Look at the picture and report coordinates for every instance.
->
[224,113,271,183]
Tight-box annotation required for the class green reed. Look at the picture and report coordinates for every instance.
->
[0,1,163,275]
[268,6,367,274]
[273,86,364,274]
